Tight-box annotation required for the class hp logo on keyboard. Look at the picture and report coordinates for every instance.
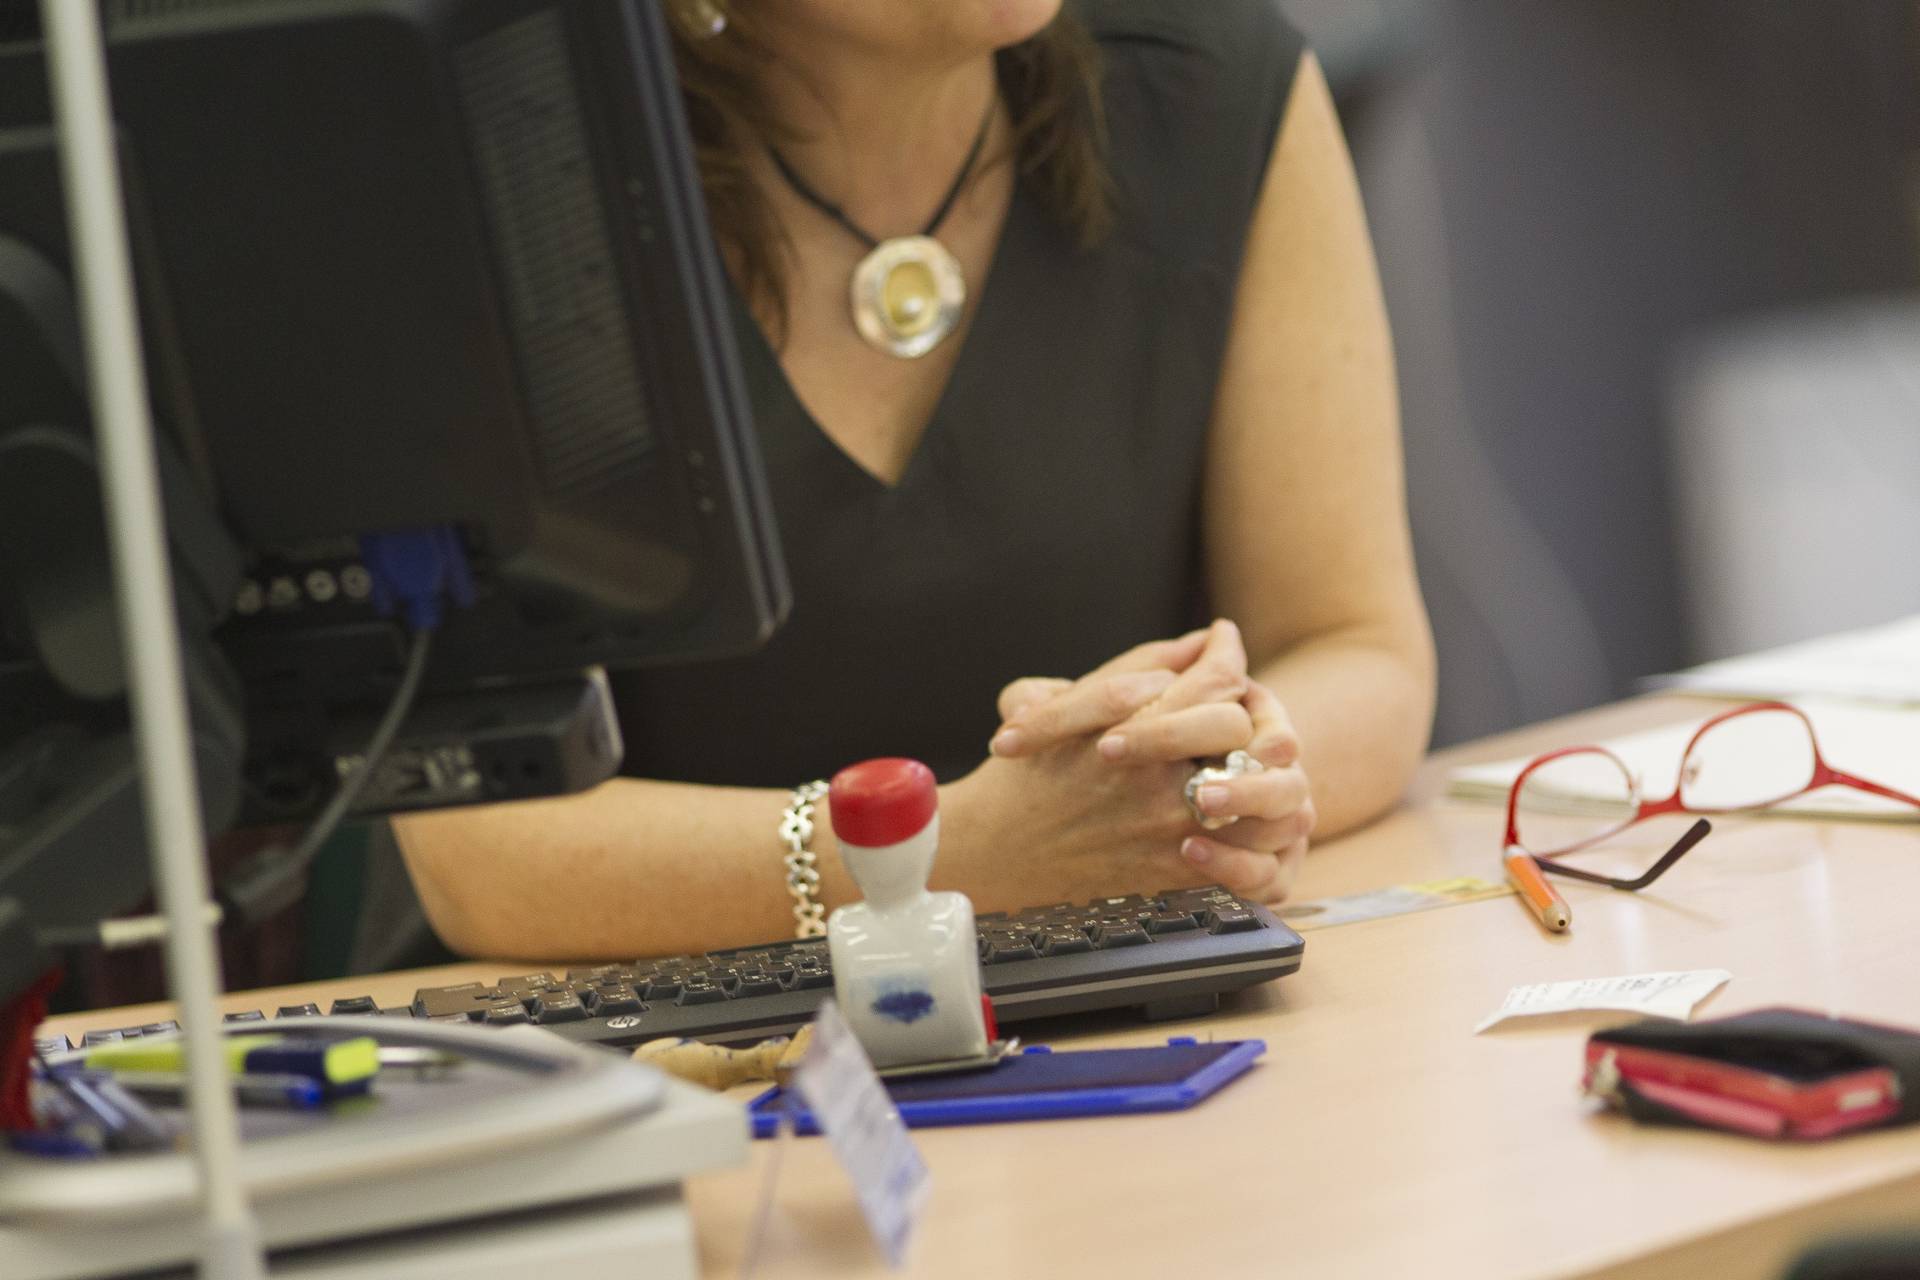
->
[605,1016,644,1030]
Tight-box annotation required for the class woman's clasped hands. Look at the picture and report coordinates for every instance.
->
[945,619,1313,908]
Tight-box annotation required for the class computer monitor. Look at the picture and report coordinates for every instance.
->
[0,0,789,1004]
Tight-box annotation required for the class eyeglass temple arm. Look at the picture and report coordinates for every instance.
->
[1827,769,1920,810]
[1536,818,1713,892]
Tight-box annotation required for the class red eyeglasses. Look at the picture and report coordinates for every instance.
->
[1504,701,1920,891]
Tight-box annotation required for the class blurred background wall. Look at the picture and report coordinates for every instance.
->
[1279,0,1920,745]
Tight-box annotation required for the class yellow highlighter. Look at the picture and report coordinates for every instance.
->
[85,1034,381,1089]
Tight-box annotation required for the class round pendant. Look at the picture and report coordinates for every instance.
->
[849,235,966,359]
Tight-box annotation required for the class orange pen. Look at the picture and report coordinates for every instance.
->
[1504,846,1571,934]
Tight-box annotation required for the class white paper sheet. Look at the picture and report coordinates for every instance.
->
[1647,614,1920,706]
[1473,969,1732,1033]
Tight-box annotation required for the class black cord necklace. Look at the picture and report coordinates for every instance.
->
[768,100,996,358]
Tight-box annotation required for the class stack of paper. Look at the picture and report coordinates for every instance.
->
[1647,614,1920,706]
[1449,698,1919,821]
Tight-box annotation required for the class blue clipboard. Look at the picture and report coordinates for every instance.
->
[747,1036,1264,1138]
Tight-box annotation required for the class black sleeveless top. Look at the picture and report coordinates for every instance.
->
[612,1,1304,786]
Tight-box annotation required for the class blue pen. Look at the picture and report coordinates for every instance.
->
[113,1069,327,1110]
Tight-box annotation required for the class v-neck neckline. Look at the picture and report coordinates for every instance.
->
[735,183,1030,495]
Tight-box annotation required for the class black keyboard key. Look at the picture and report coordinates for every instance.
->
[276,1003,322,1018]
[676,978,728,1006]
[569,965,638,984]
[498,971,559,988]
[1093,923,1150,948]
[1159,890,1236,909]
[734,968,782,997]
[1166,888,1240,917]
[641,976,685,1001]
[530,991,586,1023]
[986,938,1040,963]
[588,986,645,1017]
[1037,927,1093,956]
[412,983,502,1020]
[484,1003,531,1027]
[497,974,562,1003]
[1206,909,1260,934]
[1144,912,1200,936]
[329,996,378,1016]
[224,1010,267,1023]
[789,966,834,991]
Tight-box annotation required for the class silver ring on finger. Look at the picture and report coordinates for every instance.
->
[1183,749,1265,831]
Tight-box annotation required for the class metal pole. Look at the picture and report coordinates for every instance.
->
[37,3,265,1276]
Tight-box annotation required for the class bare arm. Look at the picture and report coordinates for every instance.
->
[1204,54,1436,838]
[393,782,857,960]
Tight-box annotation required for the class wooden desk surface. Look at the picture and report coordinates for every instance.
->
[38,695,1920,1278]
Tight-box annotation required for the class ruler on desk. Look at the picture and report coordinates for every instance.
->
[1279,876,1512,931]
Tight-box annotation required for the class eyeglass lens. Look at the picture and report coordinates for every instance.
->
[1678,705,1818,812]
[1513,749,1637,856]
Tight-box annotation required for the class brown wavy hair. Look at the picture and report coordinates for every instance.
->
[665,1,1111,344]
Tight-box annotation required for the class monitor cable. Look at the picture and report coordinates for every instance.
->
[37,623,435,948]
[217,623,434,929]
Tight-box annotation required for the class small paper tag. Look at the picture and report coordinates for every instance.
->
[790,999,930,1268]
[1474,969,1731,1034]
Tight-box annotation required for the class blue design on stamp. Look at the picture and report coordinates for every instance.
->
[872,989,936,1024]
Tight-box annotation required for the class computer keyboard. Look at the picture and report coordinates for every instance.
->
[44,886,1304,1055]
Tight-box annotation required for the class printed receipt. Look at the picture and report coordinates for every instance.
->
[1473,969,1732,1034]
[789,999,930,1268]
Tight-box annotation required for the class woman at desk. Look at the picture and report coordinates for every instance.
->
[396,0,1434,958]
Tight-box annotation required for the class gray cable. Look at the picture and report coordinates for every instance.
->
[219,625,434,928]
[295,626,433,866]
